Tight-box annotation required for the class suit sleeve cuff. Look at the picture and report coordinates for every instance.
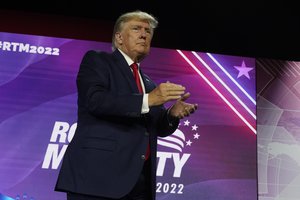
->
[167,105,179,126]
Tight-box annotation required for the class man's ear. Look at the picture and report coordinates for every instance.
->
[115,32,123,45]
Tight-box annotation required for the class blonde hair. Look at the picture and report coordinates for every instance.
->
[112,10,158,51]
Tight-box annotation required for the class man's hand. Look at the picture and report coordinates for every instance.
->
[148,81,185,106]
[169,93,198,119]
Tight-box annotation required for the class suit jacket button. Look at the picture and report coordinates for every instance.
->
[141,155,146,160]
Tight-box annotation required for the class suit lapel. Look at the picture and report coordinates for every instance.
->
[139,69,152,93]
[112,50,140,93]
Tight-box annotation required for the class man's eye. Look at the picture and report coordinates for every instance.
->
[131,27,151,35]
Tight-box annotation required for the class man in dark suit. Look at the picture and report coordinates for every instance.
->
[55,10,198,200]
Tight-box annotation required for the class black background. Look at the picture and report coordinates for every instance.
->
[1,2,299,60]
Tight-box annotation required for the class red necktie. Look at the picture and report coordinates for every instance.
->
[130,63,150,160]
[130,63,143,93]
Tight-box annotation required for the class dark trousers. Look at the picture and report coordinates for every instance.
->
[67,160,152,200]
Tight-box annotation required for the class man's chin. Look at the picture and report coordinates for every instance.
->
[137,48,149,55]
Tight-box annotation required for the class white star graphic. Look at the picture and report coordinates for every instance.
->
[186,140,192,146]
[234,60,253,79]
[192,124,198,131]
[184,120,190,126]
[194,133,200,139]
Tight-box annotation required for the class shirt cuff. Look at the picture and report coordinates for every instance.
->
[141,94,149,114]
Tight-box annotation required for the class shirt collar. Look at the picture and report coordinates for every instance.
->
[118,48,140,67]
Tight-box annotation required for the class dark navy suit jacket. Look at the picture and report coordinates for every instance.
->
[55,49,179,199]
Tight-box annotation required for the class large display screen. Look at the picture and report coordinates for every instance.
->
[0,32,257,200]
[257,58,300,200]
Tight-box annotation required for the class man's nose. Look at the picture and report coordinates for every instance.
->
[140,29,147,36]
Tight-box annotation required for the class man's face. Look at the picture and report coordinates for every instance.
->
[116,19,153,62]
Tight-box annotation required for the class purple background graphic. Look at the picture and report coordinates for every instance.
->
[0,32,257,200]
